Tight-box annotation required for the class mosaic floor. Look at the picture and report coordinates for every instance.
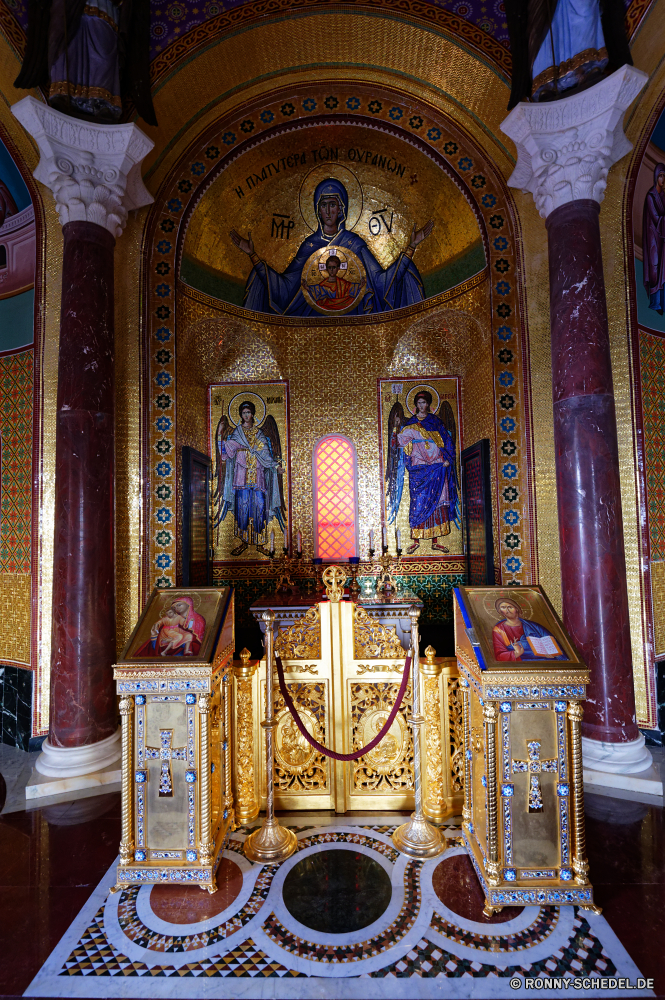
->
[24,817,652,999]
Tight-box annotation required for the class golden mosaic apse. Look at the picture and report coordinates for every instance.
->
[182,123,485,312]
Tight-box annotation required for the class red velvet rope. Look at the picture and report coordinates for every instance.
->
[274,653,411,762]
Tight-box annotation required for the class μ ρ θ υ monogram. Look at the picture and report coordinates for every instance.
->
[271,215,295,240]
[146,729,187,796]
[512,739,557,812]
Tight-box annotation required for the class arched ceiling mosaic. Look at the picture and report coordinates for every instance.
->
[0,0,654,98]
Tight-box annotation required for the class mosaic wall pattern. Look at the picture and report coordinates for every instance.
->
[0,349,32,574]
[144,84,535,601]
[639,329,665,657]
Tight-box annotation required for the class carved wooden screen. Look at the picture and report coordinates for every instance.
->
[461,439,495,585]
[313,435,358,561]
[182,446,212,586]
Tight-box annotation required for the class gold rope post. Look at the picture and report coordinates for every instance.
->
[234,649,259,824]
[483,701,501,886]
[245,609,297,864]
[393,606,445,859]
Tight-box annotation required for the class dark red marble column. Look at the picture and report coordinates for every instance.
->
[50,221,117,748]
[546,199,639,744]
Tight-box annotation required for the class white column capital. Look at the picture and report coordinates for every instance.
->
[500,65,648,219]
[11,96,154,238]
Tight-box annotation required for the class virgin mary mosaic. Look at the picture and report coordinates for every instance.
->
[230,173,433,316]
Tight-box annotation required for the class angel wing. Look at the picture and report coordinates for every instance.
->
[212,414,232,534]
[385,401,406,524]
[437,400,461,525]
[261,414,287,532]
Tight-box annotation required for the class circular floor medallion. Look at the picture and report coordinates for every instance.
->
[282,849,392,933]
[432,854,523,923]
[150,857,243,924]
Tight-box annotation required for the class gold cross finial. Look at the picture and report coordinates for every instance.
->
[322,565,346,602]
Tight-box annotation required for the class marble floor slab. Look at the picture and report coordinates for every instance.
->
[24,819,654,999]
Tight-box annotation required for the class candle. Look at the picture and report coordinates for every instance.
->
[369,529,374,551]
[270,530,275,553]
[296,530,302,554]
[396,528,401,549]
[382,526,387,550]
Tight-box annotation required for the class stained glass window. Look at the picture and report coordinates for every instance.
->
[313,436,358,560]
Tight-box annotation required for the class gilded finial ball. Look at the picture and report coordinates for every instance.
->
[425,644,436,663]
[408,604,421,620]
[261,608,276,624]
[240,647,251,663]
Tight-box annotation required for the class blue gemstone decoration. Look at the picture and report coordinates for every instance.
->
[211,762,215,773]
[136,694,146,705]
[554,700,567,712]
[560,868,573,881]
[481,775,487,788]
[134,850,146,862]
[135,770,147,783]
[502,783,514,797]
[557,783,570,797]
[186,849,198,862]
[186,693,196,704]
[465,749,472,760]
[500,701,511,713]
[223,808,228,819]
[468,822,474,834]
[185,771,197,783]
[504,868,516,881]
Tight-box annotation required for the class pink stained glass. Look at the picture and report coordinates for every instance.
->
[314,436,357,560]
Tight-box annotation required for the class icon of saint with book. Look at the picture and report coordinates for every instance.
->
[491,596,567,661]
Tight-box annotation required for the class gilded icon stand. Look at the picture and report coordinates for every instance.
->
[393,606,446,860]
[112,587,235,894]
[454,585,600,916]
[244,609,298,864]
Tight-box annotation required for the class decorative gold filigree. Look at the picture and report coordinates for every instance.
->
[423,674,445,816]
[357,663,404,674]
[274,604,321,660]
[353,605,405,659]
[285,664,319,674]
[351,680,413,791]
[448,677,465,793]
[322,565,346,603]
[470,726,483,753]
[273,681,328,792]
[234,653,259,823]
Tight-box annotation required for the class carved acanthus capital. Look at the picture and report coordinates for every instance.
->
[11,96,154,238]
[500,65,647,219]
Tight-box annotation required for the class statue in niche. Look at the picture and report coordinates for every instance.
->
[213,395,286,557]
[642,162,665,316]
[14,0,156,124]
[230,175,433,316]
[385,387,460,554]
[504,0,632,108]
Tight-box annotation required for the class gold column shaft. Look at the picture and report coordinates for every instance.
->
[198,692,214,865]
[118,694,134,866]
[244,609,297,864]
[234,649,259,823]
[567,700,590,885]
[392,606,445,860]
[483,701,501,885]
[421,649,445,823]
[462,682,472,824]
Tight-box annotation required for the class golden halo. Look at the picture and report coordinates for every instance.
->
[405,384,441,416]
[299,164,363,233]
[300,245,367,316]
[483,591,532,621]
[158,590,202,613]
[227,391,266,427]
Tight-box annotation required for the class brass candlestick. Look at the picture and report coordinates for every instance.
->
[375,548,399,596]
[393,605,446,860]
[275,549,299,595]
[244,609,297,864]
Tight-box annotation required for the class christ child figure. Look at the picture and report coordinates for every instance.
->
[151,607,195,656]
[309,255,359,311]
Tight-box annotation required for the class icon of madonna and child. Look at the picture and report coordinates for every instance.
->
[133,597,207,658]
[230,171,433,317]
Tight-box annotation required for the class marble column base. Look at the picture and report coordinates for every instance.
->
[34,728,121,778]
[25,760,121,804]
[582,733,652,774]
